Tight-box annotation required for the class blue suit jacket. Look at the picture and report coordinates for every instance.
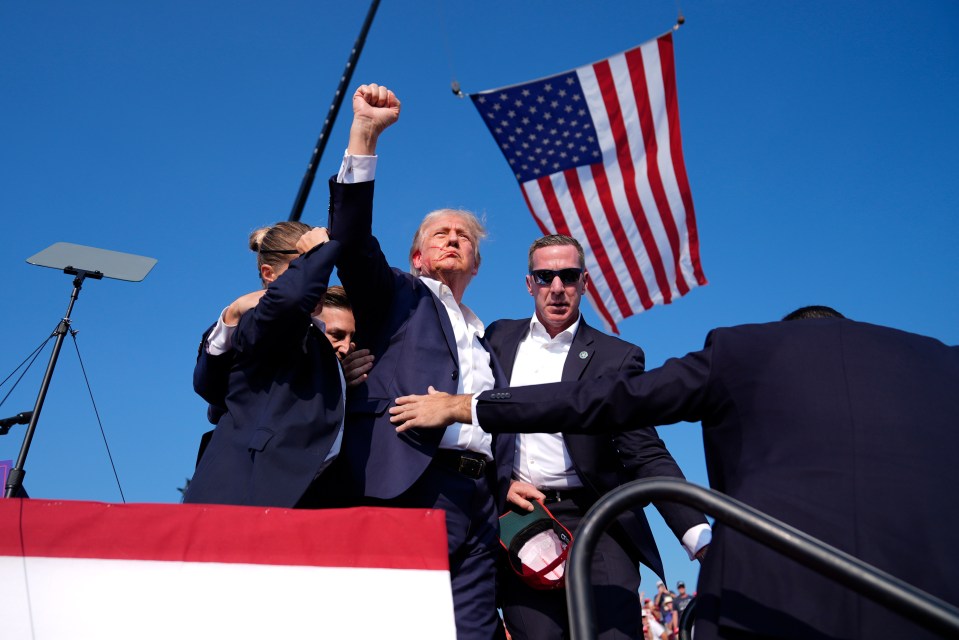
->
[328,178,506,500]
[476,318,959,640]
[486,317,707,582]
[185,240,344,508]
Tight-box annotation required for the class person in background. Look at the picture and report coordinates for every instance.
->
[644,599,667,640]
[660,597,678,639]
[653,580,675,610]
[673,581,692,618]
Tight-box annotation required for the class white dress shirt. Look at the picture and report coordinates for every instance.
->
[504,314,711,559]
[419,277,495,460]
[510,316,584,489]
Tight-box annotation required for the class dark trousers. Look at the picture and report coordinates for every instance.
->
[501,494,643,640]
[367,460,502,640]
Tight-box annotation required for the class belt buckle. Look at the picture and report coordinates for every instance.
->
[458,455,485,479]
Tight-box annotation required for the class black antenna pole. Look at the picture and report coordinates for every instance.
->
[288,0,382,222]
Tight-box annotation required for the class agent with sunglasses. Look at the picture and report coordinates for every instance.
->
[483,234,710,640]
[185,222,346,508]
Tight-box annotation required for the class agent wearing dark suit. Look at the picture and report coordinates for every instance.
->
[488,317,709,639]
[327,83,506,640]
[485,235,709,640]
[185,227,345,509]
[192,285,357,471]
[470,311,959,640]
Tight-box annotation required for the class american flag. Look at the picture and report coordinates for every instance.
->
[470,32,706,333]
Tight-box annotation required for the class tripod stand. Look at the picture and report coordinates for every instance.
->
[3,243,156,499]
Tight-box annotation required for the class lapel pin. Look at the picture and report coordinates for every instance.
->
[579,350,589,359]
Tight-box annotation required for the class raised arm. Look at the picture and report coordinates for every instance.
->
[233,230,340,355]
[329,84,402,345]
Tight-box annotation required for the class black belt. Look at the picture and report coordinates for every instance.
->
[434,450,488,479]
[538,487,591,505]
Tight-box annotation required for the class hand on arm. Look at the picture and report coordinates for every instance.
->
[296,227,330,254]
[390,386,472,431]
[347,83,401,156]
[223,290,267,326]
[506,481,546,513]
[342,348,374,388]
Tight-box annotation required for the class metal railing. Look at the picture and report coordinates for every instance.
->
[566,478,959,639]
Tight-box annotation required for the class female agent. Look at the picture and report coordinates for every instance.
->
[185,222,344,508]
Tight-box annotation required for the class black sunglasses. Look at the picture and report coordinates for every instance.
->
[259,249,300,255]
[529,268,584,286]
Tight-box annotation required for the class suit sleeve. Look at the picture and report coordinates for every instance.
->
[327,178,398,344]
[476,345,714,434]
[600,343,710,538]
[614,425,708,538]
[232,239,341,355]
[619,342,645,372]
[193,324,231,422]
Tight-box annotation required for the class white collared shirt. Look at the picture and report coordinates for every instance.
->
[504,314,711,559]
[510,315,584,489]
[419,277,495,460]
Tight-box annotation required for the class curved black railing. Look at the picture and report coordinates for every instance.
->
[566,478,959,640]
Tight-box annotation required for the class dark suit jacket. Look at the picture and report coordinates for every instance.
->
[328,179,506,500]
[191,324,230,468]
[476,318,959,640]
[485,317,707,582]
[185,240,345,508]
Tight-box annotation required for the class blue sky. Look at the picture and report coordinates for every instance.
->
[2,1,957,594]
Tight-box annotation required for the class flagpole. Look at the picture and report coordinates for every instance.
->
[674,0,686,28]
[288,0,381,222]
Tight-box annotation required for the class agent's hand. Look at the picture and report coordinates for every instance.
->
[390,387,472,432]
[695,543,709,562]
[342,348,374,388]
[506,481,546,513]
[224,290,267,326]
[296,227,330,254]
[348,83,401,155]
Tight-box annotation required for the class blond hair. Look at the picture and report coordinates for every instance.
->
[408,209,487,276]
[249,221,312,285]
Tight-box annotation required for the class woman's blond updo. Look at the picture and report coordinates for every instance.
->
[250,220,312,285]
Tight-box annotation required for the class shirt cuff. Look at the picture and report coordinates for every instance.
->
[471,393,481,428]
[336,150,377,184]
[681,523,712,560]
[205,308,237,356]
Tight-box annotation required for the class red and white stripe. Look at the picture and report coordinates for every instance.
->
[0,499,455,639]
[520,33,706,333]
